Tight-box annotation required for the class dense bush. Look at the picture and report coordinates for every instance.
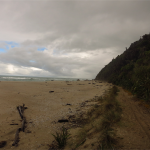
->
[95,33,150,102]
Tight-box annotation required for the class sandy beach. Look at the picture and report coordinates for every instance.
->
[0,80,111,149]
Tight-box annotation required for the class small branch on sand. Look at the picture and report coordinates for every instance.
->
[58,119,69,123]
[17,106,23,119]
[21,117,26,132]
[10,124,18,125]
[12,128,21,146]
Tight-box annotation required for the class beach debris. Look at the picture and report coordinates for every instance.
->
[10,123,19,125]
[17,105,24,119]
[66,103,72,106]
[49,91,54,93]
[12,104,27,146]
[58,119,69,123]
[21,118,26,132]
[0,141,7,148]
[77,79,80,81]
[67,84,72,85]
[12,128,21,146]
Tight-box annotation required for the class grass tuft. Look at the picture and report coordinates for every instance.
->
[51,126,71,149]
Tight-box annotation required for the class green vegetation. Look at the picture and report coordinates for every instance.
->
[51,126,71,149]
[96,33,150,102]
[98,86,122,149]
[65,86,121,150]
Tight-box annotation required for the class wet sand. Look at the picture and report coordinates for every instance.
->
[0,80,111,149]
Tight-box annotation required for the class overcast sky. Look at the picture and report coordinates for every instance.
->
[0,0,149,79]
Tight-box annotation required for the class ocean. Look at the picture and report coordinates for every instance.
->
[0,75,85,82]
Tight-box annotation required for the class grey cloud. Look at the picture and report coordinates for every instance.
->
[0,1,150,78]
[15,1,149,53]
[0,47,91,77]
[11,1,150,35]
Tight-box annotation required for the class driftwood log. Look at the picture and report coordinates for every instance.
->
[10,124,18,125]
[58,119,68,123]
[17,106,23,119]
[17,104,27,119]
[21,117,26,132]
[12,128,21,146]
[12,104,27,146]
[66,103,72,106]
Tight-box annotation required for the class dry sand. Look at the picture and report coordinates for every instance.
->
[0,80,111,149]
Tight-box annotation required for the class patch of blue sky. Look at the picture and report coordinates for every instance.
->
[5,45,9,49]
[0,41,20,52]
[5,41,20,48]
[37,47,47,51]
[11,45,16,48]
[0,48,5,53]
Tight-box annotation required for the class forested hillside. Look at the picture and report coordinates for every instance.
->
[95,33,150,102]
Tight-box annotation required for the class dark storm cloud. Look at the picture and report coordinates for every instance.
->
[16,1,150,52]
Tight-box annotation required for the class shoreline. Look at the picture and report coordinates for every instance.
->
[0,80,112,149]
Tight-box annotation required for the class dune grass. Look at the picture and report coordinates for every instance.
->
[50,86,122,149]
[97,86,122,149]
[74,86,122,149]
[51,127,71,149]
